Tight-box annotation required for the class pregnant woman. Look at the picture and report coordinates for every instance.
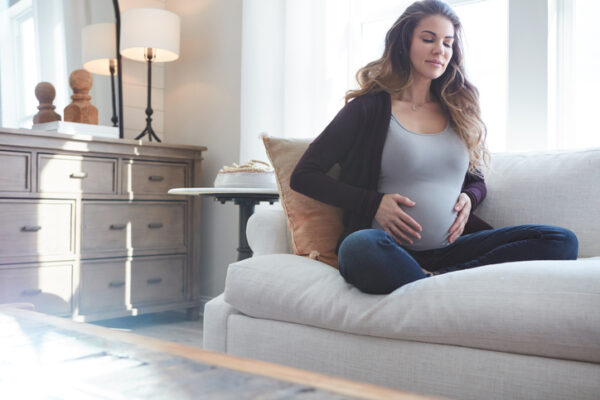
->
[290,0,578,294]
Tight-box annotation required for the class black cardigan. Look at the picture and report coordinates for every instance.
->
[290,91,492,250]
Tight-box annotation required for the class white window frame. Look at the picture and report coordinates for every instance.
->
[0,0,39,128]
[1,0,69,129]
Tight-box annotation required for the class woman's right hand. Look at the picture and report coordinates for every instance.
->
[375,194,422,244]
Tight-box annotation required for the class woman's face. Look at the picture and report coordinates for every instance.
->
[408,14,455,81]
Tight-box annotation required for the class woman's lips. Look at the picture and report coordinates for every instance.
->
[426,60,443,67]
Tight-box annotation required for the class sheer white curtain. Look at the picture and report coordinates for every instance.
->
[240,0,353,163]
[240,0,415,163]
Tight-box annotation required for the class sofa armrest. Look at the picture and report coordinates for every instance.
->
[247,207,292,256]
[203,293,241,352]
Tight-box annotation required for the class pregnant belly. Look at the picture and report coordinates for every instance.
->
[374,184,461,251]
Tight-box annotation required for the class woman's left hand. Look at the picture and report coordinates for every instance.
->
[448,193,472,244]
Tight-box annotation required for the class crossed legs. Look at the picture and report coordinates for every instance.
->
[338,225,578,294]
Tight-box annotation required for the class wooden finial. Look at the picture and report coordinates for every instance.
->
[64,69,98,124]
[33,82,61,124]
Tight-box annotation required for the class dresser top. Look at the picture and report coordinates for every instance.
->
[0,127,207,159]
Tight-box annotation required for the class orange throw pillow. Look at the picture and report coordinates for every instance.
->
[262,136,343,268]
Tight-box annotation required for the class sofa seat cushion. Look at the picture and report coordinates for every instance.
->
[224,254,600,363]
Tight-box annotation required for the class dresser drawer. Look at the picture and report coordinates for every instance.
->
[0,264,72,315]
[0,199,74,261]
[131,256,185,305]
[79,256,185,312]
[81,201,186,254]
[122,160,186,195]
[80,260,127,314]
[38,153,117,194]
[0,150,30,192]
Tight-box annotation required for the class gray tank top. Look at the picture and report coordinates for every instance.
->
[372,114,469,251]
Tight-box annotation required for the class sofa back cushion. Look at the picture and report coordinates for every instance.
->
[261,135,600,259]
[475,148,600,257]
[262,136,343,267]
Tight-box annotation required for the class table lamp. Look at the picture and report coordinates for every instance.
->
[82,22,119,127]
[120,8,180,142]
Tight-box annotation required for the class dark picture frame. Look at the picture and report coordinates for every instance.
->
[112,0,124,139]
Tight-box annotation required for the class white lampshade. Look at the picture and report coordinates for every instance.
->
[82,23,117,76]
[120,8,180,63]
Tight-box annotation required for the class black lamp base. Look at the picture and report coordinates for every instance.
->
[135,53,161,142]
[135,118,161,142]
[109,62,119,128]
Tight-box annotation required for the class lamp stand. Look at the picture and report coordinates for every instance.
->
[135,48,161,142]
[109,60,119,128]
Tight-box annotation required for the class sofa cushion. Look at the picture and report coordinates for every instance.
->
[224,254,600,363]
[262,136,343,268]
[475,147,600,257]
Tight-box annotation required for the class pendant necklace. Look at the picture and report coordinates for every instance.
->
[410,101,429,112]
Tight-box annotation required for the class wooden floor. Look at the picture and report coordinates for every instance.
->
[2,306,428,399]
[93,310,204,348]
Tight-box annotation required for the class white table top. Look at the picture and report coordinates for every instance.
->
[168,187,279,196]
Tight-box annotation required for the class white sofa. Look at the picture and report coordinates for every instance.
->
[204,148,600,400]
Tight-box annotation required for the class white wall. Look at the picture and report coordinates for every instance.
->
[164,0,243,302]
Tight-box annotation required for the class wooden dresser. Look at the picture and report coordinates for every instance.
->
[0,128,206,321]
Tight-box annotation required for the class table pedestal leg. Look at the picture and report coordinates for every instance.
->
[234,198,259,260]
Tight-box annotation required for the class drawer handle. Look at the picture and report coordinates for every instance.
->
[21,288,42,296]
[21,225,42,232]
[70,172,88,179]
[148,222,163,229]
[110,224,127,230]
[148,175,164,182]
[147,278,163,285]
[108,281,125,288]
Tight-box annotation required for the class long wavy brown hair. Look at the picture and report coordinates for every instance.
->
[346,0,489,173]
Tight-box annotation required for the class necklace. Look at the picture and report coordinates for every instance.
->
[410,101,430,112]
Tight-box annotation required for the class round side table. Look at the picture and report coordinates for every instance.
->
[168,187,279,260]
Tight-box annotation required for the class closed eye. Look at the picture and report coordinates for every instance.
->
[422,39,453,48]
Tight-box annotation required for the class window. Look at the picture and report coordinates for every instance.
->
[241,1,595,163]
[549,0,600,149]
[454,0,508,152]
[0,0,68,129]
[0,0,40,128]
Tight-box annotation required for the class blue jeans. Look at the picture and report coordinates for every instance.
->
[338,225,578,294]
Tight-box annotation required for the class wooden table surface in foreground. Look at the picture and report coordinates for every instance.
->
[0,306,443,399]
